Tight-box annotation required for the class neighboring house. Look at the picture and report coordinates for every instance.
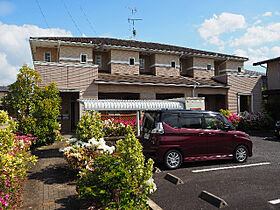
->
[29,37,263,131]
[254,57,280,120]
[0,86,9,110]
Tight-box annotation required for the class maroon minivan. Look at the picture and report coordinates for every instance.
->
[140,110,253,169]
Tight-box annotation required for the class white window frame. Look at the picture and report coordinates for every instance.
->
[44,52,51,62]
[95,55,102,66]
[171,61,176,68]
[237,66,242,72]
[207,64,212,71]
[80,54,88,63]
[237,93,253,114]
[139,58,145,69]
[129,57,135,66]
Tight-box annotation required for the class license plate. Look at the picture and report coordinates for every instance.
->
[144,133,150,140]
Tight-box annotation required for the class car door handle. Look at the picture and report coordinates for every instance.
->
[198,132,204,136]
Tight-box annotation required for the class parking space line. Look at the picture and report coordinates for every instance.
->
[269,199,280,205]
[192,162,271,173]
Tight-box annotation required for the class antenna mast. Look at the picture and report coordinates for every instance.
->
[126,6,142,39]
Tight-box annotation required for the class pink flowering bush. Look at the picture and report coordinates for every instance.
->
[103,118,141,136]
[238,112,274,131]
[228,114,241,128]
[0,111,37,209]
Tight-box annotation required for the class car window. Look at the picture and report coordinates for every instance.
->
[205,117,225,130]
[161,113,178,128]
[143,112,158,132]
[179,115,203,129]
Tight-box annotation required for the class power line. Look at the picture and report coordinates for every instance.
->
[62,0,82,36]
[80,6,98,36]
[35,0,50,28]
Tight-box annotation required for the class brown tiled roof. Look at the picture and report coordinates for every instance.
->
[244,69,265,76]
[30,37,247,61]
[95,74,228,88]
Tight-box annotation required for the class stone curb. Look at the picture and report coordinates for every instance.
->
[148,198,163,210]
[164,173,184,185]
[199,190,228,208]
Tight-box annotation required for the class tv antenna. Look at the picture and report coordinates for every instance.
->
[126,6,142,39]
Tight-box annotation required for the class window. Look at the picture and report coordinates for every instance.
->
[171,61,176,68]
[44,52,51,62]
[129,57,135,66]
[205,117,225,130]
[238,66,242,72]
[207,64,212,71]
[95,55,102,66]
[161,113,178,128]
[139,58,145,69]
[81,54,87,63]
[179,115,203,129]
[239,94,252,113]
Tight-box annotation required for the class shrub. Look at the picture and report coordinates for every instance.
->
[76,111,104,142]
[76,128,155,209]
[219,109,232,119]
[0,111,37,209]
[238,112,274,131]
[2,65,61,147]
[103,118,140,137]
[220,109,240,128]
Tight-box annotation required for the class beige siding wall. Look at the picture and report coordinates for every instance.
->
[226,60,243,70]
[110,63,139,75]
[267,61,280,90]
[181,57,193,76]
[98,84,194,99]
[35,47,58,62]
[60,46,93,63]
[227,75,262,114]
[192,57,215,78]
[35,64,98,99]
[154,54,180,77]
[93,51,110,71]
[110,49,139,75]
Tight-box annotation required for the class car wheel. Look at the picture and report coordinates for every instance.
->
[234,145,248,163]
[164,149,182,169]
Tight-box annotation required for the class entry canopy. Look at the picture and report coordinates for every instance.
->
[78,99,185,111]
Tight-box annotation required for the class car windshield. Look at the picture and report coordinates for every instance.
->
[220,114,236,130]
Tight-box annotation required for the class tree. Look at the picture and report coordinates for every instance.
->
[2,65,61,146]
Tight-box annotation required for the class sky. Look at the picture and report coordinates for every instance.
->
[1,0,280,85]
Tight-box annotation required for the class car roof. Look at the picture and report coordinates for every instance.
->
[146,109,221,115]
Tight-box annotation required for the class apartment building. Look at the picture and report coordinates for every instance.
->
[30,37,263,131]
[254,57,280,120]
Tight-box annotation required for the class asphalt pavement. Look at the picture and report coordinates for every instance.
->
[149,135,280,210]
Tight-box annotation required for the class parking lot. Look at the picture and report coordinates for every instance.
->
[149,135,280,210]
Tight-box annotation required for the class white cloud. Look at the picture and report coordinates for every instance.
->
[270,46,280,57]
[231,23,280,47]
[263,11,272,17]
[0,1,15,16]
[253,20,262,25]
[275,11,280,16]
[198,12,246,47]
[0,21,72,85]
